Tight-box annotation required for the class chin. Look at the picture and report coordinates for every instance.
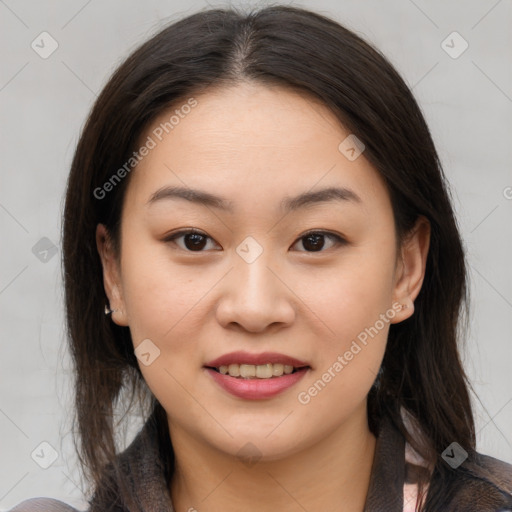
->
[207,428,309,463]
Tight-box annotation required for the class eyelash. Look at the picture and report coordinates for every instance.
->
[163,228,347,253]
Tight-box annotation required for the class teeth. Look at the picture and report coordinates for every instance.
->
[240,364,256,378]
[215,363,301,379]
[256,363,272,379]
[272,363,284,376]
[228,363,240,377]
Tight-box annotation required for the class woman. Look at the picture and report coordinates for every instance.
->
[10,5,512,512]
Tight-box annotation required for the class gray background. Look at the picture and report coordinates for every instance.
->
[1,0,511,509]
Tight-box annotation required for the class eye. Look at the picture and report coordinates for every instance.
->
[164,229,220,252]
[291,230,346,252]
[164,229,346,253]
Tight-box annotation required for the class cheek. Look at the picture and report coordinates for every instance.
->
[298,244,395,395]
[118,240,209,412]
[118,231,228,371]
[116,237,197,361]
[306,241,396,335]
[296,292,392,417]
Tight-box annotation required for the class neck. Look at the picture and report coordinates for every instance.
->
[169,404,377,512]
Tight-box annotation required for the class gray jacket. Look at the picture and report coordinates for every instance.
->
[8,411,512,512]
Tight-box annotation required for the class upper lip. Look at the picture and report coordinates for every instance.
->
[204,351,310,368]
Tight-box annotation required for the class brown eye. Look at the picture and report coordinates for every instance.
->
[292,231,346,252]
[165,230,219,252]
[165,229,346,253]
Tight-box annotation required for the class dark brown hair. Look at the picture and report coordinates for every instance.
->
[62,5,476,511]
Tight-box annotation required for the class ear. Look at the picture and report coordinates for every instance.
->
[390,216,431,324]
[96,223,129,326]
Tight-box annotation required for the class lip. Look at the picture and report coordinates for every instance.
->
[203,351,311,400]
[205,366,309,400]
[204,351,309,368]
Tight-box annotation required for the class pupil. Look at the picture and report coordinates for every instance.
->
[303,233,324,251]
[185,233,206,251]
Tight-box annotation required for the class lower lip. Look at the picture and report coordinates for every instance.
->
[205,367,309,400]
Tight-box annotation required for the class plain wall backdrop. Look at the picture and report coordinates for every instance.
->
[0,0,511,509]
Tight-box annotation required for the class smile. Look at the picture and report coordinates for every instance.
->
[203,352,311,399]
[209,363,304,379]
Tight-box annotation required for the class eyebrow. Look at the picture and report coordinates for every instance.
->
[146,185,362,213]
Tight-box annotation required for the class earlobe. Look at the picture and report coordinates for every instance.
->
[96,224,129,326]
[390,216,431,323]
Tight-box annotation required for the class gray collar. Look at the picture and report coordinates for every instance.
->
[89,409,512,512]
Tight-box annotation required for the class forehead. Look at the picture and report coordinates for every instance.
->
[123,82,391,217]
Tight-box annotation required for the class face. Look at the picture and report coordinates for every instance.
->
[97,82,427,461]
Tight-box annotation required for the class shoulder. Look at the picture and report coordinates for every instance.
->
[7,498,81,512]
[471,451,512,493]
[446,452,512,510]
[401,409,512,509]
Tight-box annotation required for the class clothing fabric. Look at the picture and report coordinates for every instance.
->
[8,408,512,512]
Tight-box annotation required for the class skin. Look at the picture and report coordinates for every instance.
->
[97,81,430,512]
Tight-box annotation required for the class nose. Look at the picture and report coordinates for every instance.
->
[215,250,296,333]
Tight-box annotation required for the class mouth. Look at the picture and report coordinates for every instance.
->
[203,352,311,399]
[206,362,309,379]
